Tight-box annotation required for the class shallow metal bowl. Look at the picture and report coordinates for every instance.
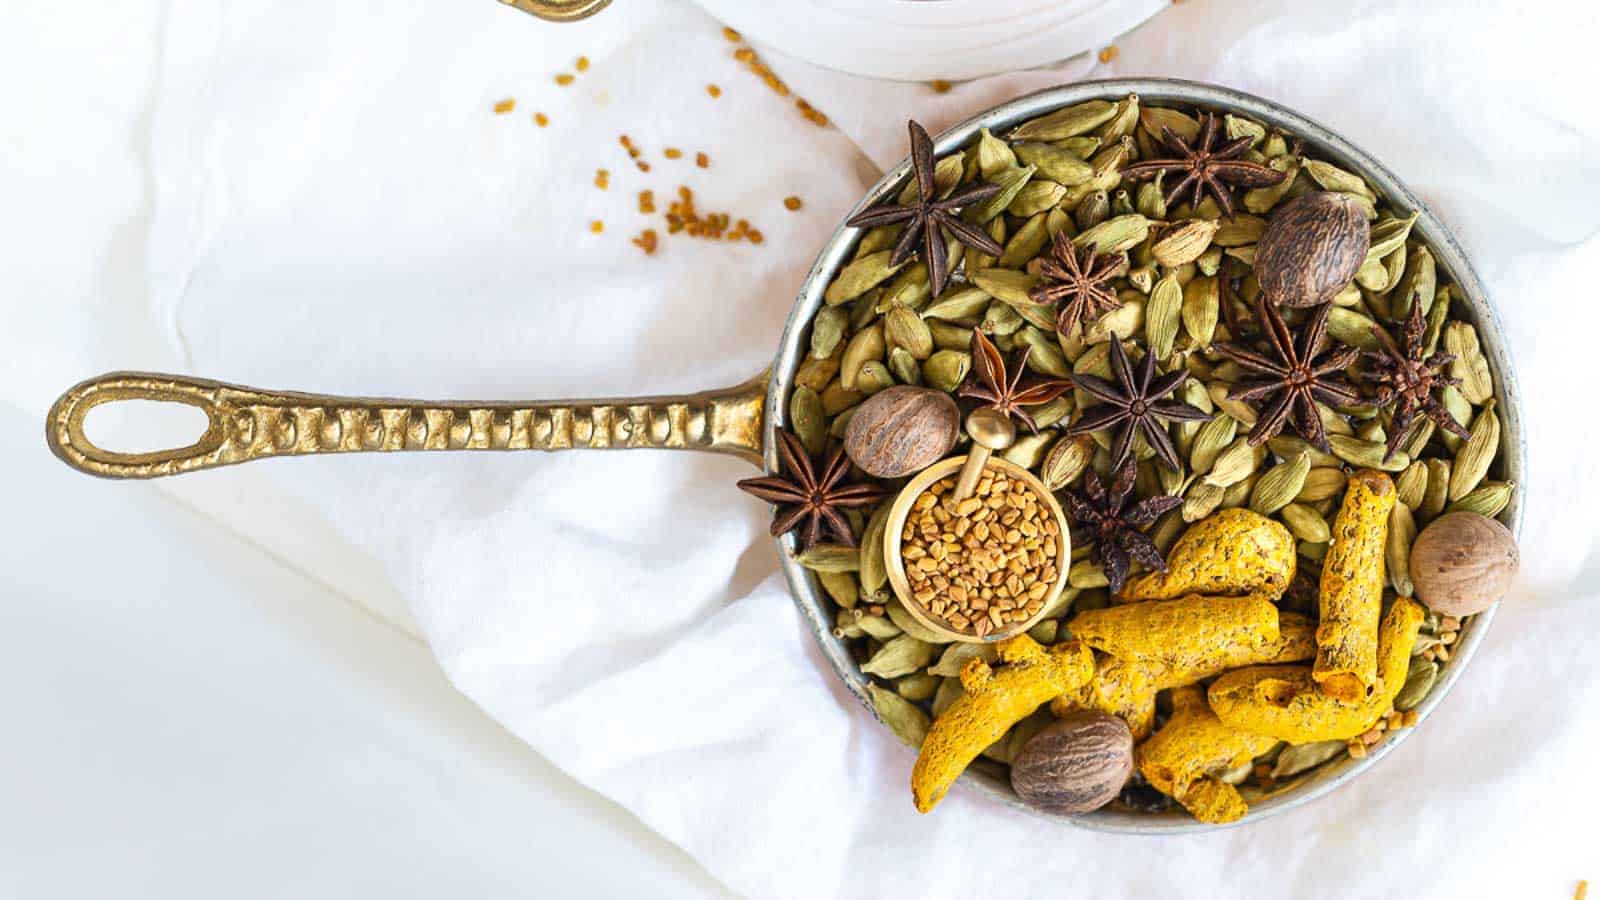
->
[771,78,1524,833]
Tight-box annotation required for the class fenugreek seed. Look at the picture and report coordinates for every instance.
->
[493,98,516,114]
[575,55,590,72]
[555,73,575,86]
[589,220,604,234]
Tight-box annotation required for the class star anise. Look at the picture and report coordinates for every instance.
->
[846,120,1004,298]
[1029,230,1126,337]
[957,329,1072,432]
[1122,112,1286,219]
[1064,338,1210,472]
[1212,298,1362,451]
[1356,298,1470,460]
[737,430,889,550]
[1062,457,1182,595]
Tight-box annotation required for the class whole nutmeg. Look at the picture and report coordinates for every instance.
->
[842,385,960,478]
[1409,511,1519,616]
[1010,711,1133,815]
[1255,192,1371,307]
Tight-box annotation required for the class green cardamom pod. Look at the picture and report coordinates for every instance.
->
[1007,180,1069,218]
[1018,326,1071,377]
[1395,461,1429,510]
[1271,741,1346,779]
[976,127,1018,179]
[1145,272,1184,360]
[855,361,896,395]
[796,543,859,573]
[861,634,938,679]
[967,164,1037,223]
[1183,480,1226,522]
[1365,212,1418,264]
[1304,159,1375,199]
[1296,466,1347,502]
[999,212,1052,267]
[888,347,923,386]
[1139,106,1200,144]
[1394,658,1438,712]
[1328,434,1410,471]
[1447,481,1514,518]
[816,569,859,609]
[838,323,885,391]
[1444,321,1494,404]
[1324,307,1383,351]
[1280,502,1331,543]
[1073,214,1150,254]
[825,251,904,305]
[789,386,827,455]
[1250,451,1311,515]
[1392,243,1436,320]
[921,286,990,322]
[1096,94,1140,142]
[1013,142,1094,185]
[865,683,931,748]
[1421,458,1451,521]
[1212,214,1268,247]
[1387,501,1418,596]
[1012,99,1119,141]
[1448,399,1499,501]
[885,305,934,360]
[923,349,971,392]
[1181,274,1220,348]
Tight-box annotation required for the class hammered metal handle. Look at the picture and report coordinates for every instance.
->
[498,0,612,22]
[47,371,767,479]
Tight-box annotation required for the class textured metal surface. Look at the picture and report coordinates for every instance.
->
[772,78,1524,834]
[47,371,766,478]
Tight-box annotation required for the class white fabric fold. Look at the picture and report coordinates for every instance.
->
[127,0,1600,896]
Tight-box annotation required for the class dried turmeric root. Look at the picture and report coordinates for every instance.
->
[1052,654,1160,739]
[1118,508,1295,604]
[911,635,1093,813]
[1053,608,1316,740]
[1314,470,1396,701]
[1135,686,1277,824]
[1069,594,1282,676]
[1209,597,1425,743]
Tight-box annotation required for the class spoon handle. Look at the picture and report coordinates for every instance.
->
[46,370,766,479]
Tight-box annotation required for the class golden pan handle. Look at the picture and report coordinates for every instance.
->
[498,0,613,22]
[46,371,767,479]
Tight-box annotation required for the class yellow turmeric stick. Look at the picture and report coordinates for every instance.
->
[1314,470,1395,701]
[1068,594,1281,675]
[1135,686,1278,824]
[911,636,1093,813]
[1118,508,1296,604]
[1209,597,1426,743]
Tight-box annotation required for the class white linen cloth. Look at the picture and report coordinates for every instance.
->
[31,0,1600,895]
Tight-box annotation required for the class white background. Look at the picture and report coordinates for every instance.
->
[0,2,729,895]
[5,1,1599,898]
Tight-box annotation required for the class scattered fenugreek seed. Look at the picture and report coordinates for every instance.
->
[555,73,575,86]
[722,26,741,42]
[493,98,516,114]
[533,112,549,127]
[784,196,803,211]
[632,228,659,255]
[930,79,952,93]
[1098,45,1119,64]
[638,190,656,214]
[589,220,604,234]
[664,147,683,160]
[575,55,590,72]
[696,151,710,168]
[707,84,722,98]
[593,169,609,190]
